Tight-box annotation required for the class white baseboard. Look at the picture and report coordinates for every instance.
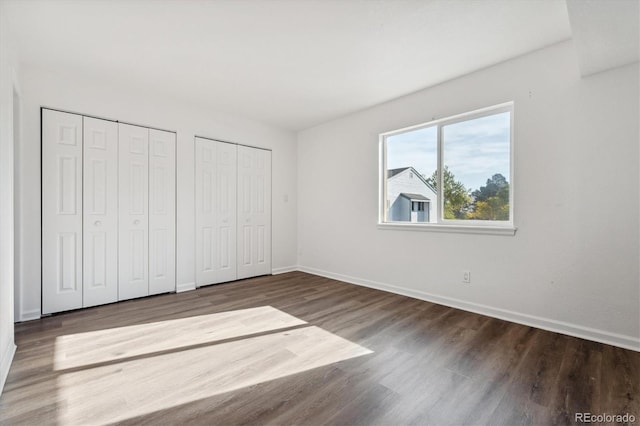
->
[297,265,640,352]
[176,282,196,293]
[18,308,41,322]
[271,266,298,275]
[0,342,16,394]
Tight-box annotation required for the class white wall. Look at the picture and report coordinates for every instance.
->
[17,65,298,321]
[297,41,640,350]
[0,1,18,392]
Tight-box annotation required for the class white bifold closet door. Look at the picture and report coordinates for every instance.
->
[83,116,118,308]
[237,145,271,280]
[43,110,176,313]
[118,124,176,300]
[42,110,84,314]
[195,138,237,286]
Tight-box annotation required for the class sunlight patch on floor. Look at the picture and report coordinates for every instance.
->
[56,325,372,425]
[54,306,306,370]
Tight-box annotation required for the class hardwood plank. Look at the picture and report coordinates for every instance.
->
[1,271,638,425]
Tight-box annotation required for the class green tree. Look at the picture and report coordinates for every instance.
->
[427,166,471,219]
[471,174,509,203]
[467,174,510,220]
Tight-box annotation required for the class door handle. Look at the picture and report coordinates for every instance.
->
[94,220,102,227]
[134,220,140,226]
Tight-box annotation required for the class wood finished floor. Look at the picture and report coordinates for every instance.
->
[1,271,638,425]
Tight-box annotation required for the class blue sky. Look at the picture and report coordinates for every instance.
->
[386,112,510,192]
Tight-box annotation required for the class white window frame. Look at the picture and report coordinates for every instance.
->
[378,102,516,236]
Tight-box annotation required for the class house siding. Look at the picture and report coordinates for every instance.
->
[386,168,437,222]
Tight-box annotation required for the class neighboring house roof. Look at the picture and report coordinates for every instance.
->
[401,193,431,201]
[387,166,437,193]
[387,167,410,178]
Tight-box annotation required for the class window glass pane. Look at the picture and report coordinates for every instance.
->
[442,112,510,221]
[385,126,437,223]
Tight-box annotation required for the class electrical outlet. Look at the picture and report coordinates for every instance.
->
[462,270,471,283]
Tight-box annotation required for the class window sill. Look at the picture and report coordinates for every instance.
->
[377,222,517,236]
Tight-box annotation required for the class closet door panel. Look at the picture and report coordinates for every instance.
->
[118,123,149,300]
[237,146,271,280]
[195,138,216,286]
[195,138,237,286]
[83,117,119,307]
[213,141,237,283]
[148,129,176,295]
[42,110,83,314]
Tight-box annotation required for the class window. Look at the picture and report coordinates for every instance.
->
[411,202,425,212]
[380,103,514,234]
